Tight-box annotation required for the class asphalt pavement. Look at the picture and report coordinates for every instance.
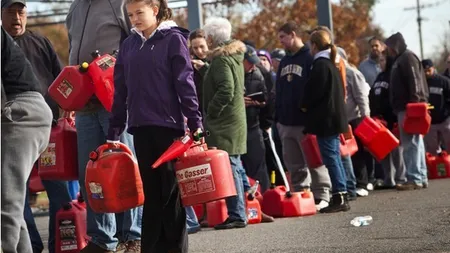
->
[36,178,450,253]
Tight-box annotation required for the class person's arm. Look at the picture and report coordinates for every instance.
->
[350,67,371,117]
[206,57,235,119]
[301,61,327,111]
[44,37,64,79]
[107,44,128,141]
[170,34,203,132]
[400,53,427,102]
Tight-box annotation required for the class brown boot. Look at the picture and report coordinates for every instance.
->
[80,242,114,253]
[124,240,141,253]
[261,212,275,223]
[396,182,423,191]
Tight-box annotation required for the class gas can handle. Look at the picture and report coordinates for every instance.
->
[96,143,134,157]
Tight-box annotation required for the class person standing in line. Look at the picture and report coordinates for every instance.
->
[275,21,332,211]
[421,59,450,154]
[1,1,73,252]
[1,25,53,253]
[301,30,350,213]
[370,52,407,189]
[108,0,203,251]
[66,0,142,252]
[202,17,248,230]
[385,32,429,190]
[359,36,385,87]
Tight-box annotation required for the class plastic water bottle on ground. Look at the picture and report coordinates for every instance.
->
[350,216,373,227]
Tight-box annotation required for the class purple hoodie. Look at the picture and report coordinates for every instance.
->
[107,22,203,140]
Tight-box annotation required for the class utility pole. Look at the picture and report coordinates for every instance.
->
[416,0,424,59]
[316,0,334,42]
[187,0,203,31]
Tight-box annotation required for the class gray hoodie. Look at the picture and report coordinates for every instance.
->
[66,0,131,112]
[344,63,371,121]
[66,0,131,65]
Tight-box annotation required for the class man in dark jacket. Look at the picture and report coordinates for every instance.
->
[275,21,332,211]
[422,59,450,155]
[1,25,53,253]
[1,1,73,252]
[385,32,429,190]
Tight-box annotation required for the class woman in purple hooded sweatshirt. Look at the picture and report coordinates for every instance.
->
[106,0,203,252]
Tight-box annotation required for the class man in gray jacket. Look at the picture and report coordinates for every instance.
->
[359,36,385,87]
[66,0,141,252]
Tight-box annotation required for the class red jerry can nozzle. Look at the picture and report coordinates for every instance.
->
[89,151,98,161]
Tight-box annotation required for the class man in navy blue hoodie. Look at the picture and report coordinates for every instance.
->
[275,21,332,211]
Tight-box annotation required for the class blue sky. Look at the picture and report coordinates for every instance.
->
[27,0,450,59]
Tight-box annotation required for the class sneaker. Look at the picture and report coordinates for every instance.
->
[423,182,429,188]
[366,183,374,191]
[124,240,141,253]
[396,182,423,191]
[356,188,369,197]
[80,242,114,253]
[314,199,329,211]
[187,225,201,234]
[214,218,247,230]
[115,242,127,253]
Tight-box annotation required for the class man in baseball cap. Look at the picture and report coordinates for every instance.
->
[1,0,27,37]
[244,45,261,66]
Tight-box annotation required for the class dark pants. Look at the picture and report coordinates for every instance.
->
[242,127,270,193]
[349,118,373,189]
[24,180,44,253]
[133,126,187,253]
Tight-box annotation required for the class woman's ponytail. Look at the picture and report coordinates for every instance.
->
[157,0,172,22]
[329,44,337,64]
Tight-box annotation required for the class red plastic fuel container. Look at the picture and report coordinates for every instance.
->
[262,186,316,218]
[300,134,323,168]
[428,151,450,179]
[175,144,237,206]
[85,51,116,112]
[48,63,94,111]
[29,163,45,193]
[39,117,78,180]
[206,199,228,227]
[354,117,399,161]
[340,125,358,157]
[246,193,262,224]
[402,103,432,135]
[55,201,87,253]
[85,143,144,213]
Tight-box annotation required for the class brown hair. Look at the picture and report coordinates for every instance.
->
[189,29,205,42]
[126,0,172,22]
[278,21,301,37]
[310,30,337,64]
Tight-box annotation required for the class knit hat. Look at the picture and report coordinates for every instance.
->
[257,49,272,65]
[270,48,286,61]
[421,59,434,69]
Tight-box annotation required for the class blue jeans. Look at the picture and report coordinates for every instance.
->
[185,206,200,232]
[75,108,142,250]
[239,164,251,192]
[397,111,428,185]
[226,155,247,222]
[24,179,72,253]
[341,155,356,197]
[316,135,347,193]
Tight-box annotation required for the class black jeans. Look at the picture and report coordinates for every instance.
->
[133,126,187,253]
[242,127,270,193]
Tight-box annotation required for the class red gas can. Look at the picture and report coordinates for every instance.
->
[85,51,116,112]
[85,143,144,213]
[39,118,78,180]
[174,144,237,206]
[392,123,400,139]
[354,117,399,161]
[48,64,94,111]
[29,163,45,193]
[403,103,432,135]
[429,151,450,179]
[262,186,316,217]
[246,194,262,224]
[300,134,323,168]
[340,125,358,157]
[193,204,205,221]
[206,199,228,227]
[55,202,87,253]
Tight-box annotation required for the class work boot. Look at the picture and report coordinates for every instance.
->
[261,212,275,223]
[320,192,350,213]
[124,240,141,253]
[80,242,114,253]
[214,218,246,230]
[115,242,127,253]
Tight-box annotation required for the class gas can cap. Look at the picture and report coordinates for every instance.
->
[89,151,98,161]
